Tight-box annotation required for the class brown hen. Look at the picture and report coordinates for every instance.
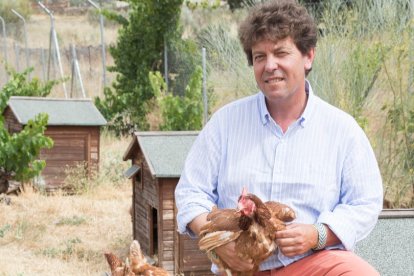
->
[129,240,169,276]
[104,252,134,276]
[198,188,296,276]
[105,240,170,276]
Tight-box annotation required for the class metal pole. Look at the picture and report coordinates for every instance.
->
[14,42,20,72]
[164,36,169,91]
[41,48,46,81]
[38,1,67,98]
[0,16,8,66]
[47,26,52,80]
[0,16,8,82]
[87,0,107,94]
[52,30,67,98]
[202,47,208,125]
[71,44,86,98]
[409,0,414,94]
[11,9,30,79]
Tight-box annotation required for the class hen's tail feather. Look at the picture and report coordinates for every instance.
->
[199,230,242,251]
[130,240,148,273]
[104,252,124,274]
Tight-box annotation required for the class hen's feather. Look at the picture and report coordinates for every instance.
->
[265,201,296,222]
[104,252,126,276]
[199,230,242,251]
[129,240,147,272]
[129,240,169,276]
[200,206,242,235]
[198,190,296,276]
[133,263,170,276]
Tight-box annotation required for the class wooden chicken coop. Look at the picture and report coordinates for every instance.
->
[123,131,214,275]
[3,96,107,191]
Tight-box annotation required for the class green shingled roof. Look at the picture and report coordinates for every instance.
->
[355,210,414,276]
[126,132,198,178]
[7,96,107,126]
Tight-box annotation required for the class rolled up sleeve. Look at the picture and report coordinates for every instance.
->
[175,113,223,237]
[318,128,383,250]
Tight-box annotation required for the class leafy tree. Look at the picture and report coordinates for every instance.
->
[149,66,203,131]
[0,68,58,103]
[95,0,184,135]
[0,68,54,184]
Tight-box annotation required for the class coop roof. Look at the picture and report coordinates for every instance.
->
[7,96,107,126]
[123,131,198,178]
[355,209,414,275]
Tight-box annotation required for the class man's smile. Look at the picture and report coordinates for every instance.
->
[264,77,285,84]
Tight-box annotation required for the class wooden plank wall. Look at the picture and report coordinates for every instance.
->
[180,235,213,275]
[132,152,159,259]
[40,126,100,190]
[129,143,213,275]
[159,179,177,274]
[3,107,23,133]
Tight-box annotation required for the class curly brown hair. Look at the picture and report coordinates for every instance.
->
[239,0,317,66]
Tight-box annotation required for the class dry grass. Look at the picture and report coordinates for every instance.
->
[0,134,133,275]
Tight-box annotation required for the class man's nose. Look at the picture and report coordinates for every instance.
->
[264,55,278,72]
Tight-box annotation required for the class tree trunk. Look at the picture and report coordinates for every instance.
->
[0,170,10,194]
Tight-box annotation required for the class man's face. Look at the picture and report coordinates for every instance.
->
[252,37,314,105]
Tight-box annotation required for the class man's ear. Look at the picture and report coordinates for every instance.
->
[304,48,315,71]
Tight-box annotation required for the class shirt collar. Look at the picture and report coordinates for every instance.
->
[300,80,316,127]
[257,80,317,127]
[258,92,270,125]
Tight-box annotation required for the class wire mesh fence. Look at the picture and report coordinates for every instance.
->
[0,41,115,99]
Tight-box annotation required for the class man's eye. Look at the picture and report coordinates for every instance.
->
[254,55,264,61]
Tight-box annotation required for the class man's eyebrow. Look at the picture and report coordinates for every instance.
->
[274,44,291,51]
[252,49,265,55]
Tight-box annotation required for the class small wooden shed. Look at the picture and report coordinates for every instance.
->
[3,96,107,191]
[123,131,213,275]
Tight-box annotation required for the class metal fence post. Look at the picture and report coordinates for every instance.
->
[70,44,86,98]
[41,48,46,81]
[409,0,414,94]
[87,0,107,95]
[38,1,67,98]
[0,16,7,65]
[202,47,208,125]
[164,36,169,92]
[11,9,30,79]
[0,16,8,82]
[14,42,20,72]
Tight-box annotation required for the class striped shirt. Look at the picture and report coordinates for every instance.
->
[175,82,383,271]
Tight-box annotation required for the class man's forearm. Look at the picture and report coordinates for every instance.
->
[325,224,341,247]
[188,212,209,237]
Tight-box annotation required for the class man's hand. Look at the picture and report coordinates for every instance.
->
[275,223,318,257]
[215,242,254,272]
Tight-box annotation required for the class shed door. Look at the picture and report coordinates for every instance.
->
[39,134,89,189]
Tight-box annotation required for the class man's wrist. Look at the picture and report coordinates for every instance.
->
[312,223,327,250]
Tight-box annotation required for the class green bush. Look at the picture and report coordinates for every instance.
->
[149,66,204,131]
[0,68,55,183]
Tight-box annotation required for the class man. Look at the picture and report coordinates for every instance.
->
[175,0,383,275]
